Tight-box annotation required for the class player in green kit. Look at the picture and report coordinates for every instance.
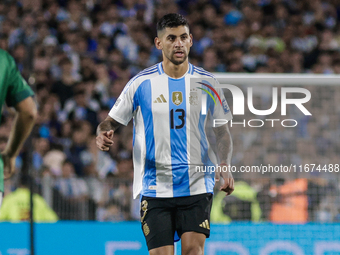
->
[0,49,37,208]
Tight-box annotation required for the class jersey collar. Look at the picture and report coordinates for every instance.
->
[158,62,193,79]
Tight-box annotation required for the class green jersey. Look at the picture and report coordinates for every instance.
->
[0,49,34,192]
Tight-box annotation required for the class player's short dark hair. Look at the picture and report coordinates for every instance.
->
[157,13,189,35]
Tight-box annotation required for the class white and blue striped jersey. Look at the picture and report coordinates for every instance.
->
[109,62,232,198]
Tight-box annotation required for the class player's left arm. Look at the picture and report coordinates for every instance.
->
[2,52,37,179]
[213,123,234,195]
[3,97,37,179]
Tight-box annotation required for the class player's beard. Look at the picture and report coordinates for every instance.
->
[165,50,188,65]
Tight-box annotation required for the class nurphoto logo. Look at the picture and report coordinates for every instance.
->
[191,78,312,128]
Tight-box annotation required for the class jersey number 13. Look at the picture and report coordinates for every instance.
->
[170,109,185,129]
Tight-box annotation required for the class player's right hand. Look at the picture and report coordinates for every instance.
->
[96,130,114,151]
[2,153,16,179]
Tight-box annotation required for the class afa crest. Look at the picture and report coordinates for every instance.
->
[189,88,198,106]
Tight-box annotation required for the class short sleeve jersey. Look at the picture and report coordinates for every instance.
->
[0,49,34,192]
[109,63,232,198]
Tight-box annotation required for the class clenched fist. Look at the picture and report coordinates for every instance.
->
[96,130,114,151]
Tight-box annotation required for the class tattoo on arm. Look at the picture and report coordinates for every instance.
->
[96,116,122,135]
[213,124,233,165]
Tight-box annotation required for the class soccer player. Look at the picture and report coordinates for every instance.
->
[0,49,37,208]
[96,13,234,255]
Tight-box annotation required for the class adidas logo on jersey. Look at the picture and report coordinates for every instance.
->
[153,94,167,103]
[199,219,210,230]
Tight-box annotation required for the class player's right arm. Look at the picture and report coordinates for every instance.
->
[96,116,122,151]
[97,71,144,151]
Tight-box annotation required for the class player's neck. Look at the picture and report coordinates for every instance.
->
[162,60,189,79]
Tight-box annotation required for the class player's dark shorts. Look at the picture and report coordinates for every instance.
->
[140,193,213,250]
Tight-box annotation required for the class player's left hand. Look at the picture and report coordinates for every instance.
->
[2,153,16,179]
[219,167,234,195]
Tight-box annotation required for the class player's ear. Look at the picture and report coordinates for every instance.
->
[189,34,193,47]
[155,37,162,50]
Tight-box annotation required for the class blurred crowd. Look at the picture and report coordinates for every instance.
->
[0,0,340,222]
